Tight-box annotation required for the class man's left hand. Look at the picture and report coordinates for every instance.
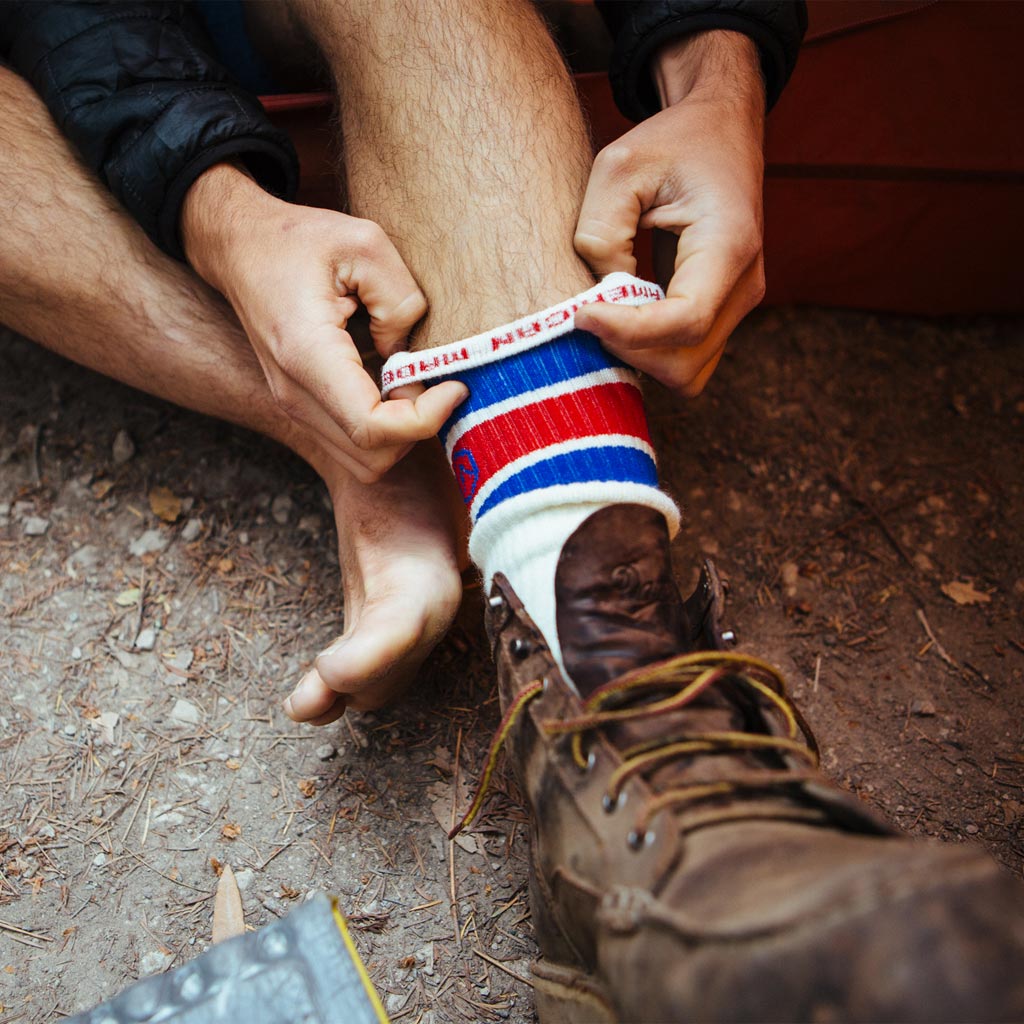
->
[574,31,766,398]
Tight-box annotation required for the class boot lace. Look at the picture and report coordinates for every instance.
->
[450,651,819,841]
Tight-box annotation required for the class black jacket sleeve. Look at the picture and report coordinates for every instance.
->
[0,1,299,260]
[596,1,807,121]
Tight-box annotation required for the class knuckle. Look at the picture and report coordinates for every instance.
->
[349,218,387,256]
[594,141,636,179]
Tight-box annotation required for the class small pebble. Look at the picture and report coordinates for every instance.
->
[180,517,202,543]
[271,493,293,525]
[71,646,83,660]
[316,743,337,761]
[965,823,979,835]
[169,698,201,726]
[63,723,77,737]
[138,951,170,977]
[112,429,135,465]
[135,627,157,651]
[234,869,255,892]
[92,852,107,867]
[23,516,50,536]
[130,528,168,557]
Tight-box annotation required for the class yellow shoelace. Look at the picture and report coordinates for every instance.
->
[450,651,819,840]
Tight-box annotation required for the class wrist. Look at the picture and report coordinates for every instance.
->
[180,162,267,290]
[652,30,764,111]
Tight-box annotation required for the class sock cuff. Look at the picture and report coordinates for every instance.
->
[380,272,664,395]
[468,483,682,571]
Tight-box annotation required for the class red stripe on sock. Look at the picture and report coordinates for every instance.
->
[448,381,650,503]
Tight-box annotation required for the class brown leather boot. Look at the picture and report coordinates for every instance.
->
[460,504,1024,1023]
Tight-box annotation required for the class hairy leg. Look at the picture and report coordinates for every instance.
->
[273,0,602,713]
[288,0,597,349]
[0,65,462,715]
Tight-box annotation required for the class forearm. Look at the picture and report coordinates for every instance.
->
[180,162,270,295]
[652,30,765,112]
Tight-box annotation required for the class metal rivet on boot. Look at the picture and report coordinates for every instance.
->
[488,595,504,610]
[510,637,532,659]
[627,829,652,850]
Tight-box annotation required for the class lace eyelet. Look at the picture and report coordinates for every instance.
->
[601,791,626,814]
[627,829,654,850]
[488,595,505,610]
[579,750,596,774]
[510,637,532,659]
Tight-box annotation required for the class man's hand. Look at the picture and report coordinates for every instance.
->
[574,31,766,397]
[181,164,467,482]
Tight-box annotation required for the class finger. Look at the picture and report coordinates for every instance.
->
[277,385,410,482]
[605,264,763,396]
[336,219,428,358]
[357,380,468,449]
[284,667,340,722]
[574,145,645,276]
[306,701,347,727]
[288,334,465,454]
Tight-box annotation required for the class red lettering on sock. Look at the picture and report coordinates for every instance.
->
[491,331,515,351]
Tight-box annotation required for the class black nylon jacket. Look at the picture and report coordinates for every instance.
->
[1,1,805,261]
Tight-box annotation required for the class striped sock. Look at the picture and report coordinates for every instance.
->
[381,273,680,678]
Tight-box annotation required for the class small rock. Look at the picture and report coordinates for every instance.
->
[297,514,321,534]
[71,646,83,660]
[271,494,293,525]
[63,723,77,737]
[92,852,107,867]
[134,627,157,651]
[910,697,937,717]
[23,516,50,536]
[180,517,202,543]
[169,698,201,726]
[780,561,799,593]
[316,743,337,761]
[138,951,171,977]
[112,429,135,465]
[965,823,979,835]
[130,528,168,557]
[170,649,194,672]
[234,869,255,892]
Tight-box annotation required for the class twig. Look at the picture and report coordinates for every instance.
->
[450,726,463,949]
[0,919,53,942]
[915,608,956,667]
[472,948,534,988]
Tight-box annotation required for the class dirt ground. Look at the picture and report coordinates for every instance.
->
[1,307,1022,1023]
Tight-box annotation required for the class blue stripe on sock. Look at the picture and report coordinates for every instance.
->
[475,446,658,520]
[439,329,626,441]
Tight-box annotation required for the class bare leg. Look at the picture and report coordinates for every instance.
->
[0,66,463,719]
[277,0,601,712]
[288,0,597,349]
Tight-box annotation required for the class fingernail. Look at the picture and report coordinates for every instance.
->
[283,696,296,719]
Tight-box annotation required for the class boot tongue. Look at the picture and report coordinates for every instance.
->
[554,504,769,791]
[554,504,690,698]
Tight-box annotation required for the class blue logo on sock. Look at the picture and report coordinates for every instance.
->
[452,448,480,503]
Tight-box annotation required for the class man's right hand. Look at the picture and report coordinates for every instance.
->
[180,163,467,482]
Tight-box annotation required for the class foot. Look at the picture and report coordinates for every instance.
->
[284,442,465,725]
[472,504,1024,1023]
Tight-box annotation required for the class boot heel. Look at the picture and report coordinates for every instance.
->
[531,959,618,1024]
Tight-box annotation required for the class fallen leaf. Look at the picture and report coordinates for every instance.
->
[221,823,241,840]
[212,864,244,943]
[148,486,182,524]
[115,587,141,607]
[210,857,223,876]
[217,558,234,574]
[91,479,114,500]
[427,780,478,854]
[941,580,992,606]
[298,779,316,798]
